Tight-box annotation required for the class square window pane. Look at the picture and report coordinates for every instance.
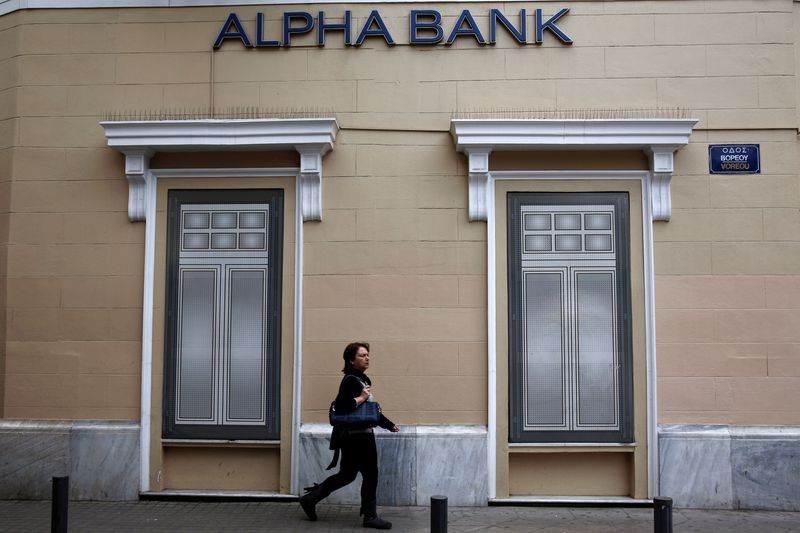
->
[555,234,581,251]
[183,233,209,250]
[239,233,266,250]
[525,235,552,252]
[524,214,551,231]
[240,211,266,229]
[585,234,613,252]
[555,213,581,230]
[212,212,237,229]
[184,212,210,229]
[585,213,612,230]
[211,233,237,249]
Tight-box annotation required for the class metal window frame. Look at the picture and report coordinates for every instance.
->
[163,189,284,440]
[508,192,634,444]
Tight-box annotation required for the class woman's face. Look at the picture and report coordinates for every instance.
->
[352,346,369,372]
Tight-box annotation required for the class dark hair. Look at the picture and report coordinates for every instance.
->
[342,342,370,373]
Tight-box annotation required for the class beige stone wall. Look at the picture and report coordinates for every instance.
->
[0,11,19,417]
[0,1,798,427]
[656,131,800,425]
[301,128,487,425]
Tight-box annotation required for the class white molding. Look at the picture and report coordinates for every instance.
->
[450,119,697,151]
[482,170,659,500]
[486,178,496,499]
[290,178,305,494]
[102,118,338,223]
[139,169,157,493]
[102,119,338,153]
[122,166,307,496]
[1,0,509,16]
[450,118,696,223]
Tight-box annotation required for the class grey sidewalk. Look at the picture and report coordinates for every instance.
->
[1,500,799,532]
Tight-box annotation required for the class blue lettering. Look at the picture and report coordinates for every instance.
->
[410,10,443,44]
[283,11,314,46]
[535,8,572,44]
[213,12,252,49]
[355,10,395,46]
[318,11,352,47]
[256,13,279,47]
[446,10,486,45]
[489,9,526,44]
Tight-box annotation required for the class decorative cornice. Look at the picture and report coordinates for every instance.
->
[101,118,338,222]
[450,118,697,222]
[450,119,697,151]
[101,118,338,154]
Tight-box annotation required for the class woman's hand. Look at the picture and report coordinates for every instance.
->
[390,425,400,433]
[355,385,371,405]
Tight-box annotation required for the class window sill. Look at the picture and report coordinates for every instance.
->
[162,439,280,448]
[508,442,637,453]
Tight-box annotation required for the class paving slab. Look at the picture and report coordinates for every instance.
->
[0,500,798,532]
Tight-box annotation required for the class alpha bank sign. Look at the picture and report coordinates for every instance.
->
[213,8,572,49]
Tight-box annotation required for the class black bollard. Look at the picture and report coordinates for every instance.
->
[51,476,69,533]
[653,496,672,533]
[431,495,447,533]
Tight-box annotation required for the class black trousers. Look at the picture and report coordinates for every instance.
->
[319,431,379,516]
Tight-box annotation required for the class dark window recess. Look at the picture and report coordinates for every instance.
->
[163,189,283,440]
[508,192,634,443]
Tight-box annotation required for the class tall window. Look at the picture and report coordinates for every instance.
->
[163,190,283,440]
[508,193,633,443]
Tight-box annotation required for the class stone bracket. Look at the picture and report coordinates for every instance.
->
[648,147,677,222]
[297,147,324,222]
[467,149,491,222]
[123,150,152,222]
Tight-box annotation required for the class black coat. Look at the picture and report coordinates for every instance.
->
[327,369,395,469]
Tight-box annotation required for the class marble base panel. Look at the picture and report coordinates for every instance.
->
[0,420,139,501]
[659,424,800,511]
[299,424,487,507]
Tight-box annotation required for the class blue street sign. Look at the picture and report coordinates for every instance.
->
[709,144,760,174]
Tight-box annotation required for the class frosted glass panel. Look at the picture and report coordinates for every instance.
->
[585,234,612,252]
[576,272,617,427]
[227,271,265,421]
[177,270,215,420]
[240,212,266,229]
[554,213,581,230]
[525,235,552,252]
[524,272,565,428]
[525,214,551,231]
[211,233,237,249]
[184,233,209,250]
[184,212,209,229]
[555,234,581,252]
[212,212,237,229]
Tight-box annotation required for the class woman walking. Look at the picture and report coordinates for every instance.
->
[299,342,399,529]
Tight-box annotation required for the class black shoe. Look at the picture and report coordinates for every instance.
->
[363,515,392,529]
[299,484,325,521]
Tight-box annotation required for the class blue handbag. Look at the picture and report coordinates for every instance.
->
[328,376,382,428]
[329,400,382,428]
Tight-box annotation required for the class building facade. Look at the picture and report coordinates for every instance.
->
[0,0,798,510]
